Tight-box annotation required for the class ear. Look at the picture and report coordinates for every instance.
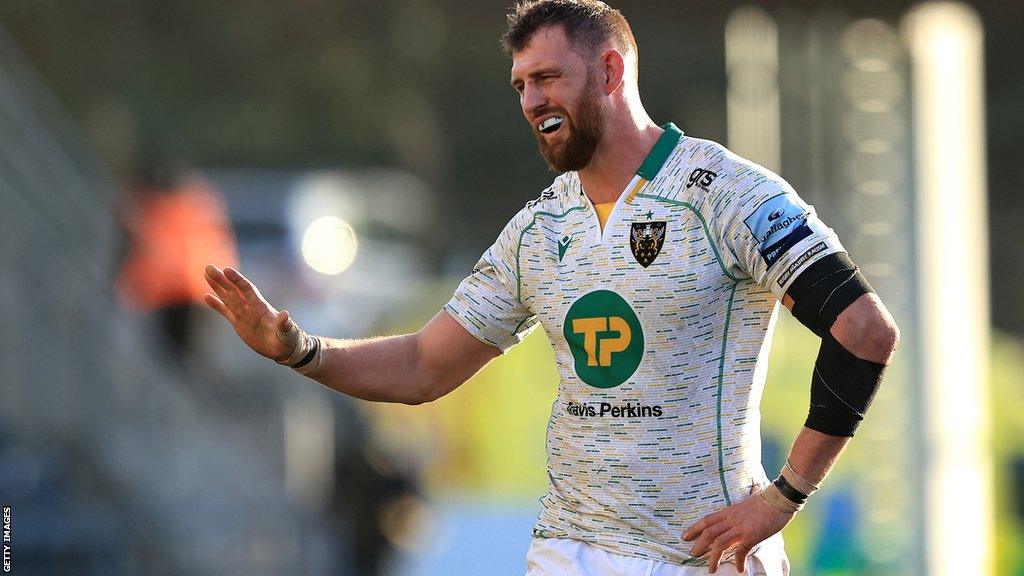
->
[601,49,626,95]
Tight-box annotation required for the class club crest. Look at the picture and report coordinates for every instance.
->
[630,221,666,267]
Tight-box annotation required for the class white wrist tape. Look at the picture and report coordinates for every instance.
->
[275,321,324,376]
[781,460,820,497]
[759,483,803,513]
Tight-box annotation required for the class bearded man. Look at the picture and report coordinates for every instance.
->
[204,1,900,574]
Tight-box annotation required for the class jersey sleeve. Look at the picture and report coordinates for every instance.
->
[443,211,538,353]
[710,160,846,300]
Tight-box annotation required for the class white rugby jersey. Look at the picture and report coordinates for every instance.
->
[444,124,844,569]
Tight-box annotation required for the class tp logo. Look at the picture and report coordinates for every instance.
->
[563,290,644,388]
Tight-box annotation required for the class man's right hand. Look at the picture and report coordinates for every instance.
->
[204,265,502,404]
[203,265,296,362]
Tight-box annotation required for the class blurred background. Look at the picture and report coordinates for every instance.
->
[0,0,1021,574]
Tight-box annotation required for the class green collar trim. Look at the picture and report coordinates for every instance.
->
[636,122,683,180]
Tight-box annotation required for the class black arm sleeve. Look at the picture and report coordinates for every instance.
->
[786,252,885,437]
[787,252,874,338]
[806,335,887,436]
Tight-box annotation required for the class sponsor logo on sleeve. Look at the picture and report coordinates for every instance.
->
[776,242,829,287]
[761,222,812,268]
[743,193,812,268]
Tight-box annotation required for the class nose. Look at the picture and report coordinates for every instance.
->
[521,82,548,119]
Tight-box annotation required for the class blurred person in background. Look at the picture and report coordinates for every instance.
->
[117,151,238,360]
[203,1,899,575]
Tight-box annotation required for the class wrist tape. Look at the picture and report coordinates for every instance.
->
[763,460,820,512]
[759,483,803,513]
[275,322,324,375]
[781,460,819,496]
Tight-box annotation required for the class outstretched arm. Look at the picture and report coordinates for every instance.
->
[311,309,501,404]
[204,265,501,405]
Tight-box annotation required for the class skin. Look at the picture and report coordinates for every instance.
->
[205,23,901,576]
[203,264,497,405]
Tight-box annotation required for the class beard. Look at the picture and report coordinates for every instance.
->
[534,72,605,173]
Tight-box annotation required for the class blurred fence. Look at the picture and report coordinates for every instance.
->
[0,24,338,575]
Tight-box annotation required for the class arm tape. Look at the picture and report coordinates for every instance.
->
[788,252,884,436]
[788,252,874,338]
[805,332,886,436]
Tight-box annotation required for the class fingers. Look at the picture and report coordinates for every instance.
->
[207,278,239,311]
[684,509,724,541]
[204,293,236,324]
[734,546,752,574]
[224,266,265,304]
[690,518,731,557]
[707,527,742,573]
[205,265,244,309]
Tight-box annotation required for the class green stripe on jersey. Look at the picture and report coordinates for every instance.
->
[636,123,683,180]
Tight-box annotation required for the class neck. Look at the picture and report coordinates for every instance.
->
[578,106,663,204]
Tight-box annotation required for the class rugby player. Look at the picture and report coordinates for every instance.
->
[204,1,899,574]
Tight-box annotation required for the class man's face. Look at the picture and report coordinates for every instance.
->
[510,26,605,173]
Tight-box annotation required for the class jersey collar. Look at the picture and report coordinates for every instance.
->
[636,122,683,181]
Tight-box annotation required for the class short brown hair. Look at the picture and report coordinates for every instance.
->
[501,0,637,58]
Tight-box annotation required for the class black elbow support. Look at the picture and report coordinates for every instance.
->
[806,334,887,436]
[786,252,884,436]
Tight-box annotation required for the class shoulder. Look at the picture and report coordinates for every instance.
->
[523,172,580,212]
[493,172,582,248]
[645,136,792,211]
[681,137,790,193]
[674,137,799,223]
[512,172,582,229]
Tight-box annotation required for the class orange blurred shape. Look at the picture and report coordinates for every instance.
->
[117,177,238,311]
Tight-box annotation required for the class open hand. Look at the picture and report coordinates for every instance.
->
[203,265,296,361]
[682,486,794,573]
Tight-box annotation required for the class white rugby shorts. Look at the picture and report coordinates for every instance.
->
[525,537,789,576]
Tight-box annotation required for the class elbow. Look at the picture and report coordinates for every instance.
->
[832,317,899,364]
[861,318,900,365]
[403,375,449,405]
[831,295,900,364]
[403,391,436,405]
[888,321,901,354]
[402,386,434,406]
[400,389,427,405]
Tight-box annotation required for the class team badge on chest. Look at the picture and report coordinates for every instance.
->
[629,221,666,267]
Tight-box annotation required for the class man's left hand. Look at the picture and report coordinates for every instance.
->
[682,486,795,574]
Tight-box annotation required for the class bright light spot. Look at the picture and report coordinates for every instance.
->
[301,216,358,275]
